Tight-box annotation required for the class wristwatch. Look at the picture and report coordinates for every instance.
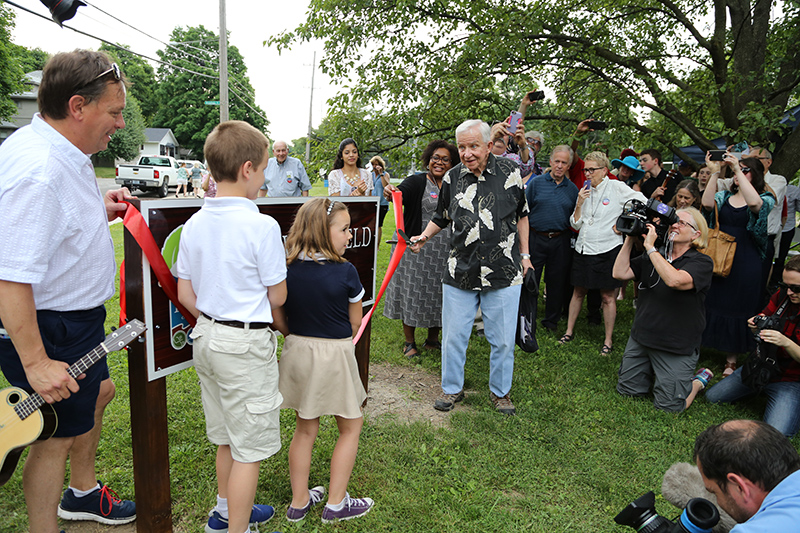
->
[646,247,658,256]
[520,253,531,260]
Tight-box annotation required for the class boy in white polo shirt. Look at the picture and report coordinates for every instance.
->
[176,120,287,533]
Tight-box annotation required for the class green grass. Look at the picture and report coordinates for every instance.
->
[0,199,794,533]
[95,166,117,179]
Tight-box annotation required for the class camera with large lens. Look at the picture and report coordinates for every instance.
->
[616,198,678,247]
[614,491,719,533]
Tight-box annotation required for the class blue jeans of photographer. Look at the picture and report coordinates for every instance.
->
[705,367,800,438]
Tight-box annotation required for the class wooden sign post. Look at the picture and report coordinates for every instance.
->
[124,197,378,532]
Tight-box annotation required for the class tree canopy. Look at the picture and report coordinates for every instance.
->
[100,43,158,125]
[0,5,24,123]
[273,0,800,177]
[155,25,268,160]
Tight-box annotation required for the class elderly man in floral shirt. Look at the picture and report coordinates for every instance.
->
[411,119,531,415]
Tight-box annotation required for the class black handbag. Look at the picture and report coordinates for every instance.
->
[740,293,792,392]
[740,342,782,392]
[515,268,540,353]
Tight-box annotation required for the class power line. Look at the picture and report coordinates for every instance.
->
[83,0,214,67]
[5,0,269,124]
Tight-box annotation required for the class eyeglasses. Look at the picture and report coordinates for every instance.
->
[75,63,121,93]
[740,167,751,175]
[676,219,698,231]
[430,155,451,163]
[583,167,604,174]
[778,281,800,293]
[526,139,542,145]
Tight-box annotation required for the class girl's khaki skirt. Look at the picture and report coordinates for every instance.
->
[279,334,366,419]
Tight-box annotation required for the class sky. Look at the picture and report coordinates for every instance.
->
[8,0,338,143]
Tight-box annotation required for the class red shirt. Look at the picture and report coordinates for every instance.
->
[761,290,800,383]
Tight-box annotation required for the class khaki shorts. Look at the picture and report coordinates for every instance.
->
[190,315,282,463]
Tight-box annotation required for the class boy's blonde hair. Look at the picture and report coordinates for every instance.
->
[285,198,349,264]
[204,120,269,183]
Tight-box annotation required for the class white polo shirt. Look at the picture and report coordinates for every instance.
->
[176,197,287,323]
[0,114,115,311]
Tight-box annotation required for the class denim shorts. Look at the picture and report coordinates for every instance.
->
[0,306,109,438]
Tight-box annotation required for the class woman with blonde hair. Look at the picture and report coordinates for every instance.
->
[613,206,715,412]
[560,151,647,356]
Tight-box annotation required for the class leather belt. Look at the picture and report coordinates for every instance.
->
[200,312,271,330]
[535,230,564,238]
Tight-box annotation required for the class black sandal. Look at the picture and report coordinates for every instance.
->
[403,341,419,358]
[600,344,613,356]
[558,333,574,345]
[423,339,441,350]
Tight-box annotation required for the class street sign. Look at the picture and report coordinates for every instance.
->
[204,100,220,105]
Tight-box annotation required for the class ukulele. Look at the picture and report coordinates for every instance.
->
[0,319,146,486]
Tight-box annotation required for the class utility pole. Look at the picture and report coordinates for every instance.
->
[219,0,229,122]
[305,51,316,164]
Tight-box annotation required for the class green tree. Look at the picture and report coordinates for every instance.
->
[0,5,24,123]
[9,44,48,73]
[154,25,268,159]
[100,43,159,125]
[95,94,147,163]
[273,0,800,176]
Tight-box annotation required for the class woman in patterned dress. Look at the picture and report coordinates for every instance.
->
[383,140,460,357]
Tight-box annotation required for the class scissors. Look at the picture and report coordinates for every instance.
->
[385,228,421,245]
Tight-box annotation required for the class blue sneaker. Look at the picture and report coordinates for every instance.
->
[205,504,275,533]
[693,368,714,389]
[57,480,136,525]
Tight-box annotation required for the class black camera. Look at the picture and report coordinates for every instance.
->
[752,314,781,332]
[617,198,679,247]
[615,491,719,533]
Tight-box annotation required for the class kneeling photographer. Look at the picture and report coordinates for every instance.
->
[613,206,714,412]
[704,255,800,437]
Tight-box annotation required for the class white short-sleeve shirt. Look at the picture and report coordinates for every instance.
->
[0,114,116,311]
[176,197,287,323]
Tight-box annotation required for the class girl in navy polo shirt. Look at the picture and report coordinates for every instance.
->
[273,198,374,523]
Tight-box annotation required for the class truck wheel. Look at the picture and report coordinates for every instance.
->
[157,177,169,198]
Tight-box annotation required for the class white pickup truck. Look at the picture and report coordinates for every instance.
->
[115,155,178,198]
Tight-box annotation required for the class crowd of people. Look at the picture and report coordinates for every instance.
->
[2,51,799,533]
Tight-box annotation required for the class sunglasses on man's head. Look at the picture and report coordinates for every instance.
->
[75,63,121,93]
[778,281,800,293]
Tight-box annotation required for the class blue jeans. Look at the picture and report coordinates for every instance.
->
[705,367,800,438]
[441,283,521,397]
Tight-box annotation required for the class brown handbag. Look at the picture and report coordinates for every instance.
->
[700,202,737,277]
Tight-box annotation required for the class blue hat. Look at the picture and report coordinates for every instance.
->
[611,155,645,183]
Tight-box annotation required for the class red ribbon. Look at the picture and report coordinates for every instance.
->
[353,190,406,344]
[119,202,197,327]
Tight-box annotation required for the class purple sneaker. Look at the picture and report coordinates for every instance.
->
[286,486,326,522]
[321,493,374,523]
[693,368,714,389]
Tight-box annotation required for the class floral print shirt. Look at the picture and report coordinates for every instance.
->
[431,154,529,291]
